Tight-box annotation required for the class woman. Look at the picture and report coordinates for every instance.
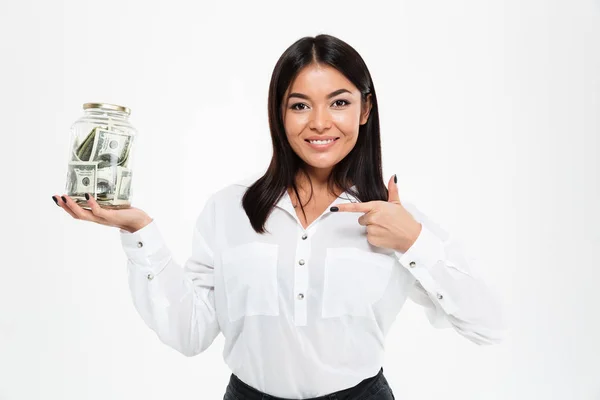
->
[52,34,504,400]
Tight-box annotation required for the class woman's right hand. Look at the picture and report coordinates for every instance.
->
[52,194,153,233]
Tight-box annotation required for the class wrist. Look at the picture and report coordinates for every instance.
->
[122,215,153,233]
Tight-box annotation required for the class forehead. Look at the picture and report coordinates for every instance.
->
[286,64,357,94]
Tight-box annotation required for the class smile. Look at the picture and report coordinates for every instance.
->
[304,137,339,150]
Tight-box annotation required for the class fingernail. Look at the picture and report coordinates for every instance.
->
[61,196,67,203]
[330,206,339,212]
[85,193,89,200]
[394,174,397,184]
[52,196,58,205]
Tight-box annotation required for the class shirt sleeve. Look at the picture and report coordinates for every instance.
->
[118,194,221,357]
[394,201,506,345]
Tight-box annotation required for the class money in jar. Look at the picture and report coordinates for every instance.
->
[65,103,138,210]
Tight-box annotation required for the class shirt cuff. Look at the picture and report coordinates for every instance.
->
[119,220,171,271]
[395,223,445,270]
[394,225,459,315]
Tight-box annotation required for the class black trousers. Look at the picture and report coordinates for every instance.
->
[223,367,395,400]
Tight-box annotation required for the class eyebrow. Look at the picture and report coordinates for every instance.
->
[287,88,352,101]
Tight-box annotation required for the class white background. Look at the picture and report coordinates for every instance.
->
[1,0,598,399]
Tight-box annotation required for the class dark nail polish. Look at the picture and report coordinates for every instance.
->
[394,174,397,184]
[52,196,58,205]
[330,206,339,212]
[85,193,89,200]
[61,196,67,203]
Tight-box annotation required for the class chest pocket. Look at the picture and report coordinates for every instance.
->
[322,247,394,320]
[221,242,280,322]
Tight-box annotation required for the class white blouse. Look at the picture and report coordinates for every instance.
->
[119,175,504,399]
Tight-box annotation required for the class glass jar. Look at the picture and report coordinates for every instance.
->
[65,103,138,210]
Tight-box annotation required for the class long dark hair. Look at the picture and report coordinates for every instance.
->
[242,34,388,234]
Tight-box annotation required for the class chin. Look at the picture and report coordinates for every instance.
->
[302,157,338,170]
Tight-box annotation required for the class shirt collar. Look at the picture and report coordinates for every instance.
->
[275,185,359,210]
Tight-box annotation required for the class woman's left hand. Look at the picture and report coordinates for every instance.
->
[331,175,422,253]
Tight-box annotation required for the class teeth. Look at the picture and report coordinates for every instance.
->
[309,139,335,144]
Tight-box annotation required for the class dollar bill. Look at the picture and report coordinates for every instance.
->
[95,165,118,200]
[118,137,133,167]
[113,167,132,204]
[75,126,100,162]
[90,129,133,169]
[67,161,98,198]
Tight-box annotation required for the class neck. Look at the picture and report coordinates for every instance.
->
[293,163,332,190]
[290,165,348,200]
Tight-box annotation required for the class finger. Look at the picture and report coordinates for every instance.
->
[332,201,377,213]
[55,194,79,219]
[51,195,61,207]
[359,209,382,226]
[86,193,110,220]
[387,174,400,203]
[62,194,105,223]
[358,213,370,226]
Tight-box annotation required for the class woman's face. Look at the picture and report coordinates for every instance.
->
[282,63,372,175]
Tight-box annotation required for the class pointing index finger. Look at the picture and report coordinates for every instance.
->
[331,202,374,213]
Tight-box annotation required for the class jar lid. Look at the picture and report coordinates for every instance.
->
[83,102,131,115]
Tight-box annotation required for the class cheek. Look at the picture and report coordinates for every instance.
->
[332,109,361,134]
[283,112,306,135]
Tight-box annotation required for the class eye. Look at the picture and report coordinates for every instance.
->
[290,103,308,111]
[332,99,350,108]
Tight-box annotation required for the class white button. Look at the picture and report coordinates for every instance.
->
[147,273,154,280]
[297,293,304,300]
[137,242,143,248]
[298,259,305,265]
[409,261,416,268]
[302,234,308,240]
[436,293,443,300]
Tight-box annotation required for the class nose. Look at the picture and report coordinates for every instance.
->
[308,106,332,132]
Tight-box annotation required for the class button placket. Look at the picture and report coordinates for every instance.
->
[294,227,311,326]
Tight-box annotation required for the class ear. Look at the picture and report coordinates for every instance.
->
[360,93,372,125]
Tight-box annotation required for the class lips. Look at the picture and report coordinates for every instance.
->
[304,137,339,151]
[304,137,340,143]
